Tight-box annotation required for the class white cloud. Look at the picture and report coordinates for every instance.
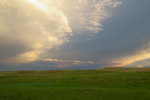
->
[41,58,94,66]
[0,0,71,63]
[52,0,122,33]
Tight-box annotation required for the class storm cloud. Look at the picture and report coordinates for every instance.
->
[46,0,150,68]
[0,0,121,64]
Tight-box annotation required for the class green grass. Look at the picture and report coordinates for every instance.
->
[0,68,150,100]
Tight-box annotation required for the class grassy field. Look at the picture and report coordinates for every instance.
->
[0,68,150,100]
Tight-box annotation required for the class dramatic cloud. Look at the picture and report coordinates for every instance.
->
[0,0,121,64]
[0,0,71,63]
[110,47,150,67]
[51,0,122,33]
[41,58,94,67]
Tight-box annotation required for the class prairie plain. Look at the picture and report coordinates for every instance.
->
[0,68,150,100]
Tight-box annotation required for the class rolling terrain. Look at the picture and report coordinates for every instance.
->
[0,68,150,100]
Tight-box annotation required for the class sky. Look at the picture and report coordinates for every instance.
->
[0,0,150,70]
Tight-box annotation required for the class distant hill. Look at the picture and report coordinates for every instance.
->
[97,67,150,72]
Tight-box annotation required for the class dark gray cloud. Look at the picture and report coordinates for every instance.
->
[48,0,150,67]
